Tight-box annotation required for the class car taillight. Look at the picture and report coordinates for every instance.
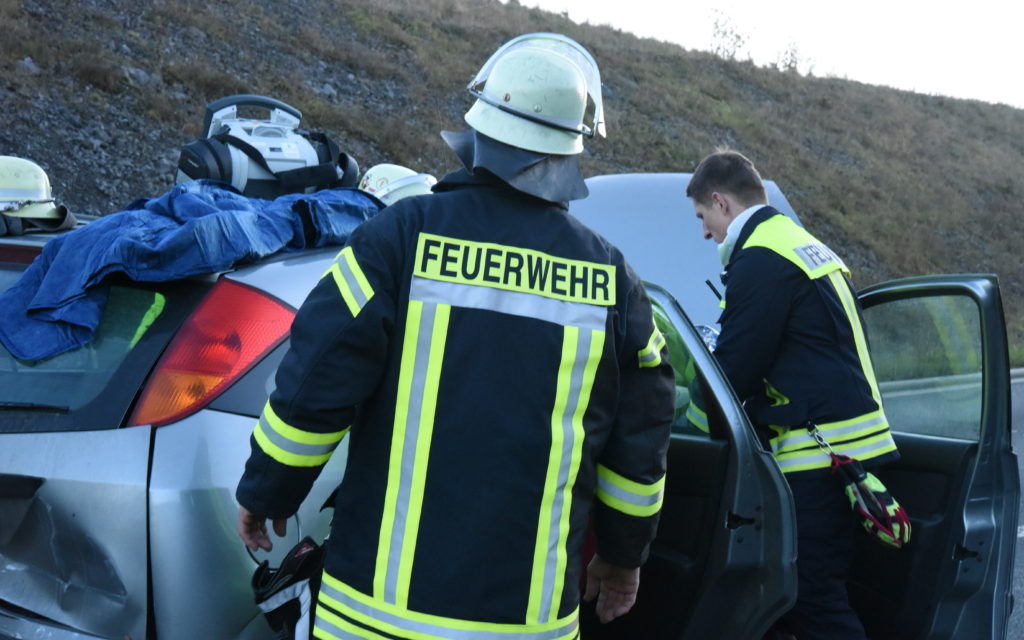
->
[0,245,42,264]
[129,279,295,427]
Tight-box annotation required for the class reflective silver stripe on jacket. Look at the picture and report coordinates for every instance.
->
[256,413,346,458]
[595,475,663,509]
[318,576,580,640]
[376,299,449,606]
[411,277,607,330]
[325,246,375,317]
[637,327,665,368]
[775,435,896,471]
[531,326,599,623]
[771,414,888,454]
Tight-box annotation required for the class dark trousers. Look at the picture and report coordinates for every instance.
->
[776,470,867,640]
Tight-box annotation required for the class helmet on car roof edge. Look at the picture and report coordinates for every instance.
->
[358,164,436,206]
[0,156,64,219]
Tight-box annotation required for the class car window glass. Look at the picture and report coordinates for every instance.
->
[862,294,982,441]
[650,296,713,437]
[0,286,166,412]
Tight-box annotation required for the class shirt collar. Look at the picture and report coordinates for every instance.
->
[718,204,767,265]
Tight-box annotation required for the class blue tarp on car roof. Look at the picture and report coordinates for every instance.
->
[0,180,382,361]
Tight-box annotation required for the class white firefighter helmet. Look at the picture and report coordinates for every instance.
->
[464,33,605,155]
[358,164,437,206]
[0,156,63,219]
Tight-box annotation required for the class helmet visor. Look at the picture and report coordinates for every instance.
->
[468,33,605,138]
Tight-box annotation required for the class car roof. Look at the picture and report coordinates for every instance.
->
[568,172,800,327]
[4,178,800,327]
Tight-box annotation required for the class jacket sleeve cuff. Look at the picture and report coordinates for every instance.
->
[235,435,321,519]
[592,502,658,569]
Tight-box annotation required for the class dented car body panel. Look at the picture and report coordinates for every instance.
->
[0,427,150,639]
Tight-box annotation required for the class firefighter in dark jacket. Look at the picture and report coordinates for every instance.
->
[236,33,674,640]
[686,150,898,640]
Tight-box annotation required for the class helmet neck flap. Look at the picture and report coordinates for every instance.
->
[441,129,588,205]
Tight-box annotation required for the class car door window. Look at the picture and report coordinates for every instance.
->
[862,293,982,440]
[612,285,795,639]
[855,276,1016,640]
[650,297,714,437]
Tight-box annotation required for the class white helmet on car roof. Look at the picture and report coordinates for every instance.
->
[464,33,605,155]
[358,163,436,206]
[0,156,63,219]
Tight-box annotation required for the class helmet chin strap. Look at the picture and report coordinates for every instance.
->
[441,129,589,204]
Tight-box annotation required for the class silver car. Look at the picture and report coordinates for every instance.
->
[0,174,1017,639]
[0,213,347,639]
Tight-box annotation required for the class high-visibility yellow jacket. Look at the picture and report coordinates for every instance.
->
[236,169,675,640]
[713,206,898,474]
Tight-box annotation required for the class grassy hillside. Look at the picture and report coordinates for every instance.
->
[2,0,1022,361]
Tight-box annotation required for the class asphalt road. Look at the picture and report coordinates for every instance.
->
[1007,371,1024,640]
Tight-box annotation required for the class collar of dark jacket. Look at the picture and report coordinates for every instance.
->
[433,166,573,211]
[726,205,781,268]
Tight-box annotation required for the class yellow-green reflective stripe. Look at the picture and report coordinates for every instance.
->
[375,301,422,599]
[555,328,601,618]
[130,293,166,348]
[828,271,885,407]
[325,246,375,317]
[394,303,449,607]
[316,606,391,640]
[253,402,349,467]
[686,400,709,433]
[259,401,350,445]
[770,411,888,454]
[595,465,665,517]
[775,431,898,472]
[792,242,845,279]
[313,627,341,640]
[637,326,665,368]
[254,427,333,467]
[411,276,607,330]
[414,232,616,306]
[744,216,849,280]
[528,326,575,623]
[764,380,789,406]
[528,326,603,623]
[320,572,580,640]
[374,300,449,607]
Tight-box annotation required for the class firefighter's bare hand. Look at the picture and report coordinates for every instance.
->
[238,505,287,552]
[583,554,640,623]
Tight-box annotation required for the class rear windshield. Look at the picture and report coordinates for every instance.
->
[0,262,207,432]
[1,286,165,411]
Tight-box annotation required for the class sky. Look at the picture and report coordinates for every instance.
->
[508,0,1024,109]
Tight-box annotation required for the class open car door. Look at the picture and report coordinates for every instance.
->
[582,285,797,639]
[852,274,1018,639]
